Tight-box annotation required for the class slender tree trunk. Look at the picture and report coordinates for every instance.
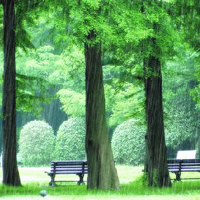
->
[85,32,120,190]
[144,55,171,187]
[2,0,21,186]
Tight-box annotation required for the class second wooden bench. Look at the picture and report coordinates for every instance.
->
[45,160,88,186]
[168,158,200,181]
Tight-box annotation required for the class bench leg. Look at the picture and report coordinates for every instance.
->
[49,174,56,186]
[77,174,84,185]
[175,172,181,181]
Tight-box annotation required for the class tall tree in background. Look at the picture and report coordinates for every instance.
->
[2,0,21,186]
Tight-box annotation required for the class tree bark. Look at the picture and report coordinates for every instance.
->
[2,0,21,186]
[144,55,171,187]
[85,32,120,190]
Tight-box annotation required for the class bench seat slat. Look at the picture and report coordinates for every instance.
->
[50,168,86,170]
[49,170,88,173]
[49,171,86,174]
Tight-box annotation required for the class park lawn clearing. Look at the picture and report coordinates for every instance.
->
[0,165,143,185]
[1,166,200,199]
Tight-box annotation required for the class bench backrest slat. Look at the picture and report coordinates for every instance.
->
[167,158,200,173]
[50,161,88,174]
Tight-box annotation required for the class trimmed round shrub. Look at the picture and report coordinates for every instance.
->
[19,120,55,166]
[54,117,86,160]
[111,119,146,165]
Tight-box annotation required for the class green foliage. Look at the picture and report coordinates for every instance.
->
[16,45,61,79]
[172,0,200,48]
[54,117,86,160]
[57,90,85,117]
[140,1,181,63]
[19,120,55,166]
[16,45,64,115]
[163,51,200,153]
[15,0,43,51]
[55,46,85,117]
[140,172,148,187]
[111,119,146,165]
[108,83,145,128]
[66,0,150,50]
[16,73,52,115]
[56,45,85,91]
[190,54,200,108]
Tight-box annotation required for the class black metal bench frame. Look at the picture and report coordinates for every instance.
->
[167,159,200,181]
[45,160,88,186]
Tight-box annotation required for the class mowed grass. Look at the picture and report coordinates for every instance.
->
[1,165,200,199]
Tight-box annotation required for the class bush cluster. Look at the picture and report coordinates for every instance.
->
[19,118,86,166]
[111,119,146,166]
[19,120,55,166]
[19,118,145,167]
[54,117,86,160]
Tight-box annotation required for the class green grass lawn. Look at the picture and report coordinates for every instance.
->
[1,165,200,199]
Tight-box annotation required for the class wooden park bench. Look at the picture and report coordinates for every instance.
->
[45,160,88,186]
[167,150,200,181]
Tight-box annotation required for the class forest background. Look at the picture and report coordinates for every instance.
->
[1,0,200,167]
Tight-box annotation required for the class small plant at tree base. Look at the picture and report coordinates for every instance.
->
[19,120,55,166]
[111,119,146,165]
[54,117,86,160]
[152,169,159,187]
[141,172,148,187]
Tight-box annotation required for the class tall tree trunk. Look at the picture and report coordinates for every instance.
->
[144,55,171,187]
[85,32,120,190]
[2,0,21,186]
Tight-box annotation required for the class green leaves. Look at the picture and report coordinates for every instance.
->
[16,73,52,115]
[163,50,200,151]
[19,121,55,166]
[107,83,145,128]
[16,46,61,115]
[54,117,86,160]
[57,89,85,117]
[112,119,146,165]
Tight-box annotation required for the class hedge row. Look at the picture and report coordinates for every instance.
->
[18,118,145,166]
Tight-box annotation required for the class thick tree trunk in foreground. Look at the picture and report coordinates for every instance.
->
[144,55,171,187]
[85,34,120,190]
[2,0,21,186]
